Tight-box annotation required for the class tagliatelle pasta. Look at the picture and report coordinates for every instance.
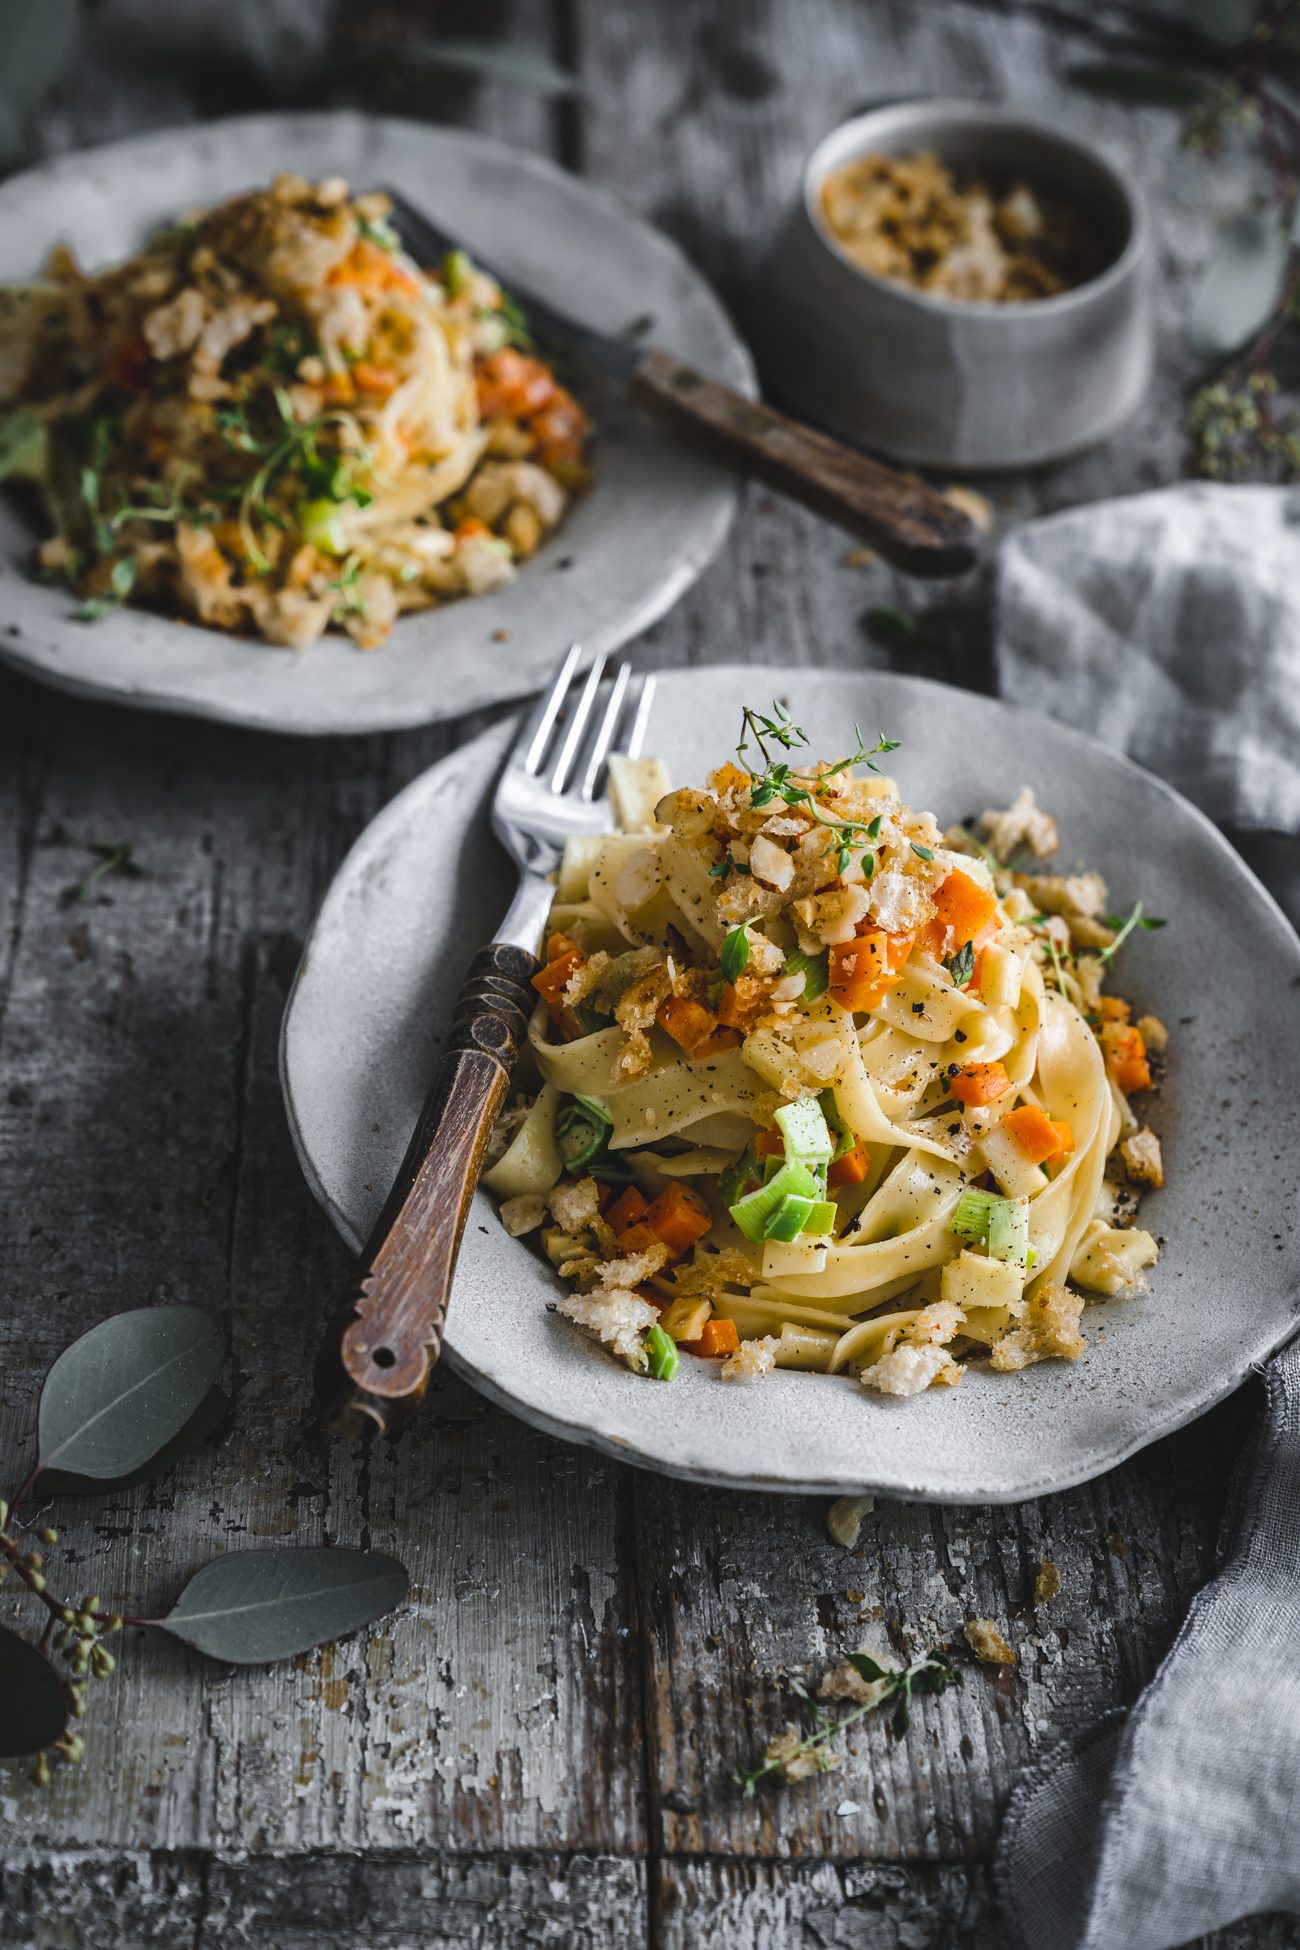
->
[485,705,1167,1399]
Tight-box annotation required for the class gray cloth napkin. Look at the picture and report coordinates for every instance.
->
[995,1340,1300,1950]
[992,482,1300,1947]
[995,484,1300,833]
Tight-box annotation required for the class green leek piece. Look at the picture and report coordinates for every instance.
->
[817,1088,856,1162]
[297,496,348,555]
[763,1192,816,1241]
[556,1093,613,1171]
[719,1144,759,1209]
[782,947,829,1001]
[0,409,48,485]
[442,248,472,294]
[729,1160,819,1241]
[644,1322,679,1381]
[774,1097,834,1168]
[803,1199,839,1236]
[949,1187,1030,1267]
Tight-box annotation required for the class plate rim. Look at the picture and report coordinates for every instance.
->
[0,109,752,735]
[280,665,1300,1499]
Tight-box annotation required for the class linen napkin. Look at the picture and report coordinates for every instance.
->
[992,483,1300,1948]
[994,483,1300,834]
[995,1341,1300,1950]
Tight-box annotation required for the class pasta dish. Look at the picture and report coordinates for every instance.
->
[0,174,589,648]
[487,703,1168,1398]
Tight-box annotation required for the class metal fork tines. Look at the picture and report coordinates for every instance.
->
[493,646,656,891]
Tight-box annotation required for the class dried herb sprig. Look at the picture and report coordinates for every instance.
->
[736,1649,962,1797]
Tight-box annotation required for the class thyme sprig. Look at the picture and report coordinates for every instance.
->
[217,389,373,574]
[735,702,900,878]
[50,829,144,905]
[1096,900,1167,966]
[736,1649,962,1797]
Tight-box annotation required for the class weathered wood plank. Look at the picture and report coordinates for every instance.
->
[0,0,645,1863]
[0,1849,646,1949]
[656,1858,1300,1950]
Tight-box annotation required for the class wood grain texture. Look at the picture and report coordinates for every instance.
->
[321,941,539,1435]
[629,348,981,576]
[0,2,1295,1948]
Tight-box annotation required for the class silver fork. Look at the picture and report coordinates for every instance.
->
[317,646,656,1439]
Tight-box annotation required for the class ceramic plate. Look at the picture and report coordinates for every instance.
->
[281,667,1300,1500]
[0,114,750,735]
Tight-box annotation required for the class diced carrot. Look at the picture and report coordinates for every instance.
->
[328,239,420,295]
[617,1222,660,1256]
[1002,1104,1074,1164]
[642,1183,713,1256]
[531,950,584,1007]
[455,516,493,542]
[691,1026,742,1060]
[707,762,751,797]
[594,1181,612,1211]
[656,994,716,1052]
[828,1142,869,1187]
[320,371,356,406]
[546,932,580,962]
[351,360,399,395]
[754,1126,785,1160]
[531,947,584,1038]
[828,928,914,1012]
[1101,1022,1150,1095]
[949,1061,1012,1106]
[476,348,558,419]
[1096,995,1131,1022]
[606,1186,648,1235]
[716,974,768,1030]
[928,870,998,957]
[685,1317,740,1359]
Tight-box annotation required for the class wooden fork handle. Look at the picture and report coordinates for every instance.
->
[629,346,979,579]
[315,941,538,1440]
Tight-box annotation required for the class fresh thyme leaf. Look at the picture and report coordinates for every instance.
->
[721,924,751,985]
[73,555,137,623]
[55,834,144,905]
[945,940,975,988]
[735,1649,962,1797]
[1096,901,1166,966]
[621,312,655,339]
[708,850,734,880]
[910,842,935,862]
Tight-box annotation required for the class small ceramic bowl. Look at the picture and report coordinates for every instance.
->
[750,100,1152,471]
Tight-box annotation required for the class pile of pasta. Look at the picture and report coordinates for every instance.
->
[486,728,1167,1399]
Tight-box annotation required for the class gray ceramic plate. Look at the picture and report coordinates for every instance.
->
[281,667,1300,1500]
[0,114,750,735]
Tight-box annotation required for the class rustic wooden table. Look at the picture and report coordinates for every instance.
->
[2,3,1297,1945]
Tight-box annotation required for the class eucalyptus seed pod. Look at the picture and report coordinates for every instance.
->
[32,1753,50,1788]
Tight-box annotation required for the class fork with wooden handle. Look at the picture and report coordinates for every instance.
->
[315,646,652,1440]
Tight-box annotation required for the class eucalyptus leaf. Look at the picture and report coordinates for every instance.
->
[406,40,576,95]
[35,1306,225,1487]
[1188,211,1289,360]
[39,1386,229,1498]
[0,0,79,124]
[0,1624,67,1756]
[1064,62,1207,108]
[157,1548,408,1664]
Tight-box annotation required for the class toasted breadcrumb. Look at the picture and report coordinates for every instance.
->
[964,1618,1016,1666]
[862,1343,962,1396]
[549,1175,603,1236]
[721,1335,780,1381]
[906,1300,965,1347]
[819,1652,899,1704]
[763,1723,844,1782]
[1033,1560,1062,1605]
[826,1494,875,1550]
[980,787,1059,863]
[1121,1128,1164,1190]
[1014,870,1108,923]
[1136,1013,1169,1054]
[988,1283,1085,1372]
[557,1286,658,1366]
[499,1193,547,1237]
